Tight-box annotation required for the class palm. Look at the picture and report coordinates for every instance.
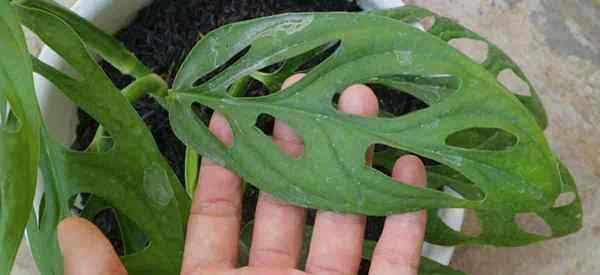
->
[58,75,427,275]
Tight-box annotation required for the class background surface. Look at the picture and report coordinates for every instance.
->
[15,0,599,274]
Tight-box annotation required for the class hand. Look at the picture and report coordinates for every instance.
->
[58,74,427,275]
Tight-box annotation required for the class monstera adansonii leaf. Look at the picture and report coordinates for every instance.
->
[13,3,190,275]
[169,6,582,246]
[0,2,41,273]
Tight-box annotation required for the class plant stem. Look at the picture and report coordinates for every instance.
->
[86,74,168,152]
[228,75,251,97]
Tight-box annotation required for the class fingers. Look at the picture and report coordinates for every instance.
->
[249,74,307,268]
[198,266,305,275]
[182,113,242,274]
[58,217,127,275]
[305,84,379,275]
[369,155,427,275]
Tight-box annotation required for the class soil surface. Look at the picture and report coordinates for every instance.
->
[72,0,425,273]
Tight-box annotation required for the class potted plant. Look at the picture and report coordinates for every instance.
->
[1,0,582,275]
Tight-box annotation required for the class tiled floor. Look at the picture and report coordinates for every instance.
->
[16,0,599,274]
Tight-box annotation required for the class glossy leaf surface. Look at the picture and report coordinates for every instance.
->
[0,2,41,273]
[170,8,570,249]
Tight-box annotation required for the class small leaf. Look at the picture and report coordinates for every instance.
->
[185,147,200,199]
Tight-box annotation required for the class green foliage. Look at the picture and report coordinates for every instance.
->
[9,2,189,274]
[0,2,41,273]
[170,8,581,247]
[0,1,583,275]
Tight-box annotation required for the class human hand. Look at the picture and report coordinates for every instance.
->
[57,74,427,275]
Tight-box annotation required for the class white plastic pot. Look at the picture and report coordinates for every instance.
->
[30,0,464,271]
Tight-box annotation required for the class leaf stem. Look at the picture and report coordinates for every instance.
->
[87,74,167,152]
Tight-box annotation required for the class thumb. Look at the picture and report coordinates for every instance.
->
[58,217,127,275]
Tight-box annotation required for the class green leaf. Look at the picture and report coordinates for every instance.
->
[170,10,571,246]
[17,0,151,78]
[240,221,465,274]
[14,4,190,274]
[0,1,41,273]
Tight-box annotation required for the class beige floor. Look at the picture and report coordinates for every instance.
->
[15,0,599,274]
[402,1,600,274]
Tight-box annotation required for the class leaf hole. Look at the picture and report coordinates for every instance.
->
[191,102,214,125]
[418,16,436,31]
[371,145,487,204]
[100,61,135,89]
[247,40,341,93]
[228,77,271,98]
[372,144,440,174]
[330,83,429,118]
[0,95,7,127]
[435,207,483,237]
[455,209,482,236]
[93,209,127,255]
[254,113,305,159]
[94,210,150,256]
[371,84,429,118]
[0,100,20,132]
[70,109,115,152]
[515,213,552,237]
[427,165,485,202]
[498,69,531,96]
[41,51,83,81]
[191,102,234,148]
[254,113,276,136]
[193,45,251,87]
[77,195,150,256]
[297,40,342,72]
[445,127,517,151]
[258,62,284,74]
[553,192,576,208]
[367,144,487,203]
[365,74,460,107]
[448,38,489,64]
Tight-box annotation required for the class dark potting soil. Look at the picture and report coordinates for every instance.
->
[72,0,427,272]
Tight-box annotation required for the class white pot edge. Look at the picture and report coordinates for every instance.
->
[32,0,464,267]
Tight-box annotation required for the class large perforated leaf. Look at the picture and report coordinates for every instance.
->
[0,2,41,273]
[14,3,190,274]
[170,8,579,246]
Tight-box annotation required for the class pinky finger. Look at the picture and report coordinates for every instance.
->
[369,155,427,275]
